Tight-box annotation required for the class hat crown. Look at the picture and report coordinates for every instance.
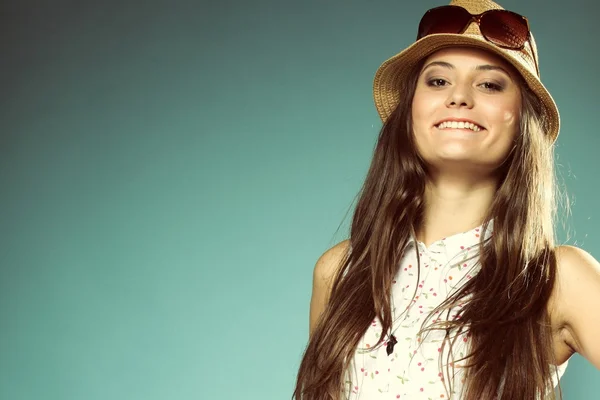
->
[452,0,503,37]
[449,0,503,14]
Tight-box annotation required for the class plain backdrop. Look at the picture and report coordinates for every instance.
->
[1,0,599,399]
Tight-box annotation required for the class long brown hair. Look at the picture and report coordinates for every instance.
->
[293,58,561,400]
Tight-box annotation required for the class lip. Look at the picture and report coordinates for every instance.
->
[433,117,486,131]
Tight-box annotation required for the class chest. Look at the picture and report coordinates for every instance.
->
[344,242,479,399]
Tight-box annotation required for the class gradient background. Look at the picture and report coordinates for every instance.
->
[1,0,598,399]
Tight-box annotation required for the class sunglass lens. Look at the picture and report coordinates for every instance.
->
[417,6,472,40]
[480,10,529,48]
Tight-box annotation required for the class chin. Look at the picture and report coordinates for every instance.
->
[430,156,505,173]
[423,148,504,169]
[434,145,478,160]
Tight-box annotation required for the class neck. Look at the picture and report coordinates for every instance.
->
[417,172,498,247]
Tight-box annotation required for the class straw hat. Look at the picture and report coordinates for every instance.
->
[373,0,560,142]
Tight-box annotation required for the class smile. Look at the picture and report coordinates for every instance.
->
[435,120,484,132]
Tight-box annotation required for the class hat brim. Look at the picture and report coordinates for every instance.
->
[373,33,560,142]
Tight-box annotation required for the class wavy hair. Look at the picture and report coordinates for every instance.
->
[293,57,561,400]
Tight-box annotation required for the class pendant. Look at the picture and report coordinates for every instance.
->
[386,334,397,356]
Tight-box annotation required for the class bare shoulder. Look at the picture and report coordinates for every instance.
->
[555,245,600,293]
[309,239,352,337]
[313,239,351,284]
[556,244,599,268]
[552,245,600,368]
[552,245,599,315]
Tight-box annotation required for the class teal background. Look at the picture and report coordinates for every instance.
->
[1,0,598,399]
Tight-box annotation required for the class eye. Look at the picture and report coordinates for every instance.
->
[426,78,449,87]
[479,81,504,92]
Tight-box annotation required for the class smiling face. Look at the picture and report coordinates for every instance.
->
[411,46,523,176]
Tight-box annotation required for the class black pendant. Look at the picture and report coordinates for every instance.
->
[386,334,397,356]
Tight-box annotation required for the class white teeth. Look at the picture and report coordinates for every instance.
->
[436,121,482,132]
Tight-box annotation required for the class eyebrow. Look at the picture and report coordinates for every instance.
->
[421,61,512,79]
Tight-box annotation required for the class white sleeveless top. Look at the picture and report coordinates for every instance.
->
[343,222,568,399]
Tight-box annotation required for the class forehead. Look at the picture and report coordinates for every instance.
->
[421,46,519,76]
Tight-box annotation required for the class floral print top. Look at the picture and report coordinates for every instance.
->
[343,222,568,399]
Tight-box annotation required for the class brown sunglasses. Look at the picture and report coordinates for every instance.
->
[417,5,539,76]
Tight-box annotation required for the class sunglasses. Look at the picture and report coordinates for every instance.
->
[416,5,539,76]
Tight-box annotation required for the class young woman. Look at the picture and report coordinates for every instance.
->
[293,0,600,399]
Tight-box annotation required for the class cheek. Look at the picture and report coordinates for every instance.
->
[488,105,521,160]
[487,98,521,132]
[411,94,424,128]
[411,91,438,132]
[502,109,521,144]
[503,110,519,137]
[410,98,428,149]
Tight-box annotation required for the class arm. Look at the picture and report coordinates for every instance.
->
[309,240,350,338]
[555,245,600,369]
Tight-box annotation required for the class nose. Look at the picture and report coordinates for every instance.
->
[445,82,474,109]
